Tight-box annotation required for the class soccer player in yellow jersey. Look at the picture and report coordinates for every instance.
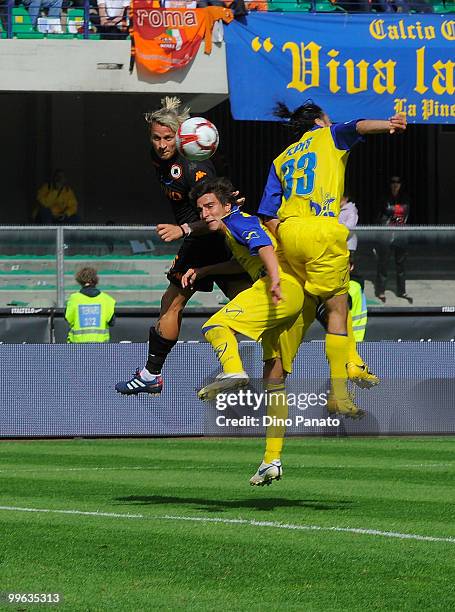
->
[182,177,308,486]
[258,101,406,417]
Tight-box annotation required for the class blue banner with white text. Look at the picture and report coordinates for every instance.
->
[224,14,455,123]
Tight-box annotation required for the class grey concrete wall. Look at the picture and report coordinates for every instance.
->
[0,39,228,95]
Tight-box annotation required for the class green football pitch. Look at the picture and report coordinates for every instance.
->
[1,437,454,611]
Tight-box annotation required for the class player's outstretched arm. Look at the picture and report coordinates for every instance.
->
[257,245,281,305]
[356,113,407,136]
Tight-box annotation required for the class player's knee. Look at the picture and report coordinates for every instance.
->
[160,288,190,316]
[202,323,225,341]
[263,358,286,383]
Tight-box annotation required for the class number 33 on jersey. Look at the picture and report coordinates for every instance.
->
[259,120,364,222]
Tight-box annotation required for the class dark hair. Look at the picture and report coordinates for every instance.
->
[274,100,325,138]
[75,266,99,287]
[190,177,237,207]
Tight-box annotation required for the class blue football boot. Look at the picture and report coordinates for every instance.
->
[115,368,163,395]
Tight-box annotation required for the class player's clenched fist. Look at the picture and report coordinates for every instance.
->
[157,223,184,242]
[388,113,407,134]
[181,267,199,289]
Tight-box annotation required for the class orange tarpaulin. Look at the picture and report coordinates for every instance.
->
[131,5,233,74]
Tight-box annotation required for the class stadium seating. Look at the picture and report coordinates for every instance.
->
[0,254,226,308]
[266,0,316,9]
[431,0,455,11]
[12,5,45,39]
[315,0,347,11]
[8,5,102,40]
[67,8,101,40]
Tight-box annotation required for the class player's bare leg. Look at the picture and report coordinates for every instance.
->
[325,294,365,419]
[156,282,193,340]
[115,283,192,395]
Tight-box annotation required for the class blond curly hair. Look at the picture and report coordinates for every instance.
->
[144,96,191,134]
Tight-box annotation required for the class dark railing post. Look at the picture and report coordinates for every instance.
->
[7,0,13,39]
[84,0,89,39]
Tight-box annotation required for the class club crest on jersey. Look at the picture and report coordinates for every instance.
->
[241,230,260,241]
[170,164,183,179]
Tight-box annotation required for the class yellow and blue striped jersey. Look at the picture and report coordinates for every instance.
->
[258,121,364,222]
[222,207,286,282]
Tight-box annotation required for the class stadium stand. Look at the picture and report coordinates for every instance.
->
[12,5,45,38]
[1,227,455,311]
[1,0,454,42]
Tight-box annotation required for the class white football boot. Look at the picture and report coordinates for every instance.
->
[249,460,283,487]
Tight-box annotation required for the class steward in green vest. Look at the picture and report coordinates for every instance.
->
[348,274,367,342]
[65,267,116,343]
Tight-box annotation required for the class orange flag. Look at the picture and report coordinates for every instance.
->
[132,5,233,74]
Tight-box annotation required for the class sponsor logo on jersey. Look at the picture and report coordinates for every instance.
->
[241,230,260,241]
[170,164,183,179]
[224,305,244,318]
[195,170,207,182]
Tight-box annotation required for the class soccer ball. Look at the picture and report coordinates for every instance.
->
[176,117,219,161]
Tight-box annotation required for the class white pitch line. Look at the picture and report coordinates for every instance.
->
[0,466,216,474]
[0,505,454,544]
[0,466,153,473]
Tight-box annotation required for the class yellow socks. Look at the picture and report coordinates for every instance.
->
[203,325,244,374]
[325,332,349,398]
[264,382,288,464]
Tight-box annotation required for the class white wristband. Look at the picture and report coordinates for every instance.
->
[181,223,192,236]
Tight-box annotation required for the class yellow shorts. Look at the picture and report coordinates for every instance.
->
[278,217,350,298]
[203,273,304,346]
[261,311,305,375]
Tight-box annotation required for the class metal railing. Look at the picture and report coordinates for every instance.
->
[2,1,453,40]
[1,224,455,310]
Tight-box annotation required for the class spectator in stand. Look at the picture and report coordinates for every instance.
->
[374,175,413,304]
[23,0,63,28]
[33,169,80,224]
[96,0,129,39]
[65,267,116,343]
[0,0,7,30]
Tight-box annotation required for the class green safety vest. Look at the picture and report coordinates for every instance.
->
[65,291,116,343]
[348,279,367,342]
